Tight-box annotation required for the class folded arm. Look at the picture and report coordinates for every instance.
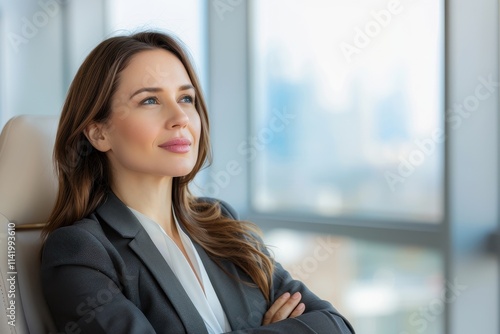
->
[217,200,355,334]
[225,260,355,333]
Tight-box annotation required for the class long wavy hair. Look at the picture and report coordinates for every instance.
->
[42,31,274,301]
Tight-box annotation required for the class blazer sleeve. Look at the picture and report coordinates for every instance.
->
[235,261,355,334]
[40,224,156,334]
[217,200,355,334]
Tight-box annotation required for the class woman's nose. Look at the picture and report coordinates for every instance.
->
[165,103,190,129]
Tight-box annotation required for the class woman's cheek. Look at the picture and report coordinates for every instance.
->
[118,117,157,145]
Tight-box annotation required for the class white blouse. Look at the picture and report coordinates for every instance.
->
[128,207,232,334]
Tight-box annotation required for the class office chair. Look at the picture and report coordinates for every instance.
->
[0,115,59,333]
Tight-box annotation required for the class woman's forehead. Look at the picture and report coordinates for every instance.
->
[118,49,192,93]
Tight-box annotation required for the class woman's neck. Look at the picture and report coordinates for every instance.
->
[111,174,174,236]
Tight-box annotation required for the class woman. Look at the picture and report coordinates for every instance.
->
[40,31,354,334]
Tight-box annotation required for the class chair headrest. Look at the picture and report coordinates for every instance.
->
[0,115,59,225]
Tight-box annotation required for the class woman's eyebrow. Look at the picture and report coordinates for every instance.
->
[129,84,194,100]
[129,87,163,100]
[179,84,195,92]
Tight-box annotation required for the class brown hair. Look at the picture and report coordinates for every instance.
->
[43,31,274,301]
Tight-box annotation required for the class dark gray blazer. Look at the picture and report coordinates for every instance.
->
[41,192,354,333]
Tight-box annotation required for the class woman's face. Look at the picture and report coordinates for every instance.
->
[99,49,201,180]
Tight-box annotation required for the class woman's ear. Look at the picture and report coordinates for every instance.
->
[84,123,111,152]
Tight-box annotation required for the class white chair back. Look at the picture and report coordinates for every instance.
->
[0,115,59,334]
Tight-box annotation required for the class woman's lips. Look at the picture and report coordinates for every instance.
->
[158,138,191,153]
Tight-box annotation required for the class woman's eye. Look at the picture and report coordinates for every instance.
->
[180,95,194,104]
[141,97,159,105]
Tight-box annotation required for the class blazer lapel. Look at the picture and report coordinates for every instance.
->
[95,192,208,334]
[194,243,265,330]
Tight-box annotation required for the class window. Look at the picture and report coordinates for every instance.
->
[250,0,444,223]
[265,230,443,333]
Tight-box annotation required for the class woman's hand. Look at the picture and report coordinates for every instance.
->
[262,292,305,325]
